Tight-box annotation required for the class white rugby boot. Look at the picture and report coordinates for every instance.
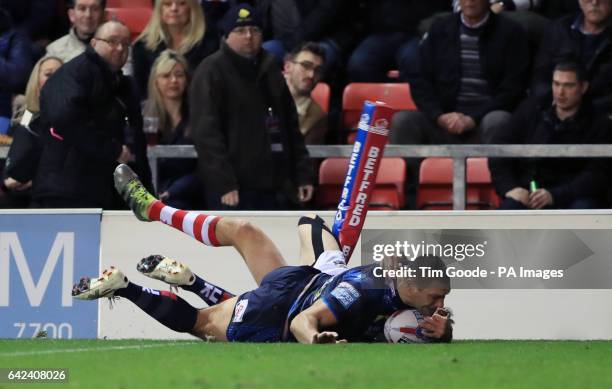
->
[72,267,128,300]
[136,255,195,287]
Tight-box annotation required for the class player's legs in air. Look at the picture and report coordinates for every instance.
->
[113,164,287,285]
[115,172,365,315]
[72,165,296,341]
[112,213,347,333]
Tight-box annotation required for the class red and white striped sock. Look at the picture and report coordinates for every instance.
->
[147,200,221,247]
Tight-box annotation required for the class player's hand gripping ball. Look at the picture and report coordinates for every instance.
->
[384,309,428,343]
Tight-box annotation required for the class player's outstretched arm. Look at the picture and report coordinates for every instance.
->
[290,300,346,344]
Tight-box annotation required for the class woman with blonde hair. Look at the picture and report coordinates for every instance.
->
[142,49,204,209]
[133,0,217,99]
[1,56,62,207]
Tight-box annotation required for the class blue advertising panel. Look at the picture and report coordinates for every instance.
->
[0,212,101,339]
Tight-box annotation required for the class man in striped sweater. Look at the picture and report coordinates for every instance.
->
[390,0,529,208]
[393,0,528,146]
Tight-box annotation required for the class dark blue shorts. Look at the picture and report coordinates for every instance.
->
[226,266,320,342]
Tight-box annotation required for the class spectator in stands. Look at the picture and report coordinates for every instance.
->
[533,0,612,114]
[391,0,528,146]
[48,0,132,75]
[489,62,610,210]
[1,56,62,208]
[283,42,327,145]
[347,0,450,82]
[46,0,106,63]
[142,50,204,209]
[257,0,354,72]
[0,0,56,58]
[0,7,32,135]
[190,4,314,210]
[133,0,218,100]
[454,1,549,52]
[33,21,151,209]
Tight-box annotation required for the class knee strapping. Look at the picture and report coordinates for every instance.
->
[298,215,339,261]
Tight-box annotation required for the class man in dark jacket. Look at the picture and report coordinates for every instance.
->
[258,0,354,71]
[391,0,529,146]
[490,62,610,210]
[532,0,612,114]
[34,20,151,209]
[190,4,314,210]
[347,0,450,82]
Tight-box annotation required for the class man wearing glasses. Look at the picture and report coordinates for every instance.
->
[190,4,314,211]
[33,21,151,209]
[283,42,327,145]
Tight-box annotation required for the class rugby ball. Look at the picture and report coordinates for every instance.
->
[384,309,428,343]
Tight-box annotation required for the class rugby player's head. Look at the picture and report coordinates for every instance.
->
[391,255,450,316]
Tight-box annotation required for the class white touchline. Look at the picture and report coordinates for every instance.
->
[0,341,201,358]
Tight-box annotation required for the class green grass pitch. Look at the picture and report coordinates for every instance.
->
[0,340,611,388]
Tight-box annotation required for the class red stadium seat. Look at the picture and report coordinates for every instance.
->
[467,157,500,209]
[311,82,330,114]
[342,82,416,143]
[107,0,152,8]
[416,157,500,210]
[416,158,453,210]
[106,7,153,41]
[316,157,406,210]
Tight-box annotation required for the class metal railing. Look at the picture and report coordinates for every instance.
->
[147,144,612,210]
[2,144,611,210]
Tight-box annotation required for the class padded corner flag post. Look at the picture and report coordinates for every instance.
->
[332,101,393,261]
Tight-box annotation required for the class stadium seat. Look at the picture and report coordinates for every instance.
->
[106,7,153,41]
[467,157,500,209]
[107,0,152,8]
[416,157,500,210]
[311,82,330,114]
[342,82,416,143]
[316,157,406,210]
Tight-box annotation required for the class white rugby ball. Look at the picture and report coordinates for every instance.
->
[384,309,428,343]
